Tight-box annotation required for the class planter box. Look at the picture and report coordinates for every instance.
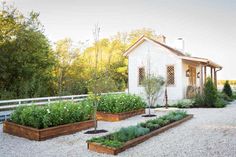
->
[87,114,193,155]
[96,109,145,122]
[3,120,94,141]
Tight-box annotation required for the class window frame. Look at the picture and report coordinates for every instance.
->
[137,66,145,86]
[166,64,175,86]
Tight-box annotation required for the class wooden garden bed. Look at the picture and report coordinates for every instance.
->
[87,114,193,155]
[3,120,94,141]
[96,109,145,122]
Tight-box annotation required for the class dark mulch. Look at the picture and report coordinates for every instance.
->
[84,129,108,134]
[141,114,157,117]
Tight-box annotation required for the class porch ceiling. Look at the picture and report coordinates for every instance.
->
[180,56,222,68]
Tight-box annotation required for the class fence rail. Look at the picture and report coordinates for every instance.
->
[0,92,125,123]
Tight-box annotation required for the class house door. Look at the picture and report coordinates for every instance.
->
[189,66,196,86]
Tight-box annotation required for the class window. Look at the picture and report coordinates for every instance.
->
[167,65,175,85]
[138,67,145,85]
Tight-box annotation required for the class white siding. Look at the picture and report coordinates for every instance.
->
[128,40,184,104]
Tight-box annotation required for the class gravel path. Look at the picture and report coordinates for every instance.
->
[1,103,236,157]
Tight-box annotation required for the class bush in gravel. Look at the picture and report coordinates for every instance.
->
[218,92,233,102]
[10,101,93,129]
[204,78,218,107]
[222,80,233,97]
[97,94,146,113]
[172,99,194,108]
[88,111,188,148]
[215,98,227,108]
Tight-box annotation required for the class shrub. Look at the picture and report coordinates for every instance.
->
[112,126,150,142]
[204,78,218,107]
[193,93,205,107]
[222,80,232,97]
[173,99,194,108]
[87,110,188,148]
[218,92,232,102]
[97,94,146,113]
[215,98,227,108]
[10,101,93,129]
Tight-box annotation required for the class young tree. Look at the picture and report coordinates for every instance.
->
[143,74,165,116]
[222,80,232,97]
[85,25,108,134]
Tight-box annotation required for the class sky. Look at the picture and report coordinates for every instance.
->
[6,0,236,80]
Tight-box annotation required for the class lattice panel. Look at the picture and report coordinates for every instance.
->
[167,66,175,85]
[138,67,145,85]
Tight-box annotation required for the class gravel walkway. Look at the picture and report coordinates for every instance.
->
[1,103,236,157]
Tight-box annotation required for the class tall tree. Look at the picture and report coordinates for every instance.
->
[54,38,79,95]
[0,2,55,99]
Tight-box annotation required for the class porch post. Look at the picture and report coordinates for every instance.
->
[200,64,204,94]
[210,67,213,80]
[214,68,217,88]
[204,66,206,83]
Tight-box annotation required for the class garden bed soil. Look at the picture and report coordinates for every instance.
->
[3,120,94,141]
[87,114,193,155]
[96,109,145,122]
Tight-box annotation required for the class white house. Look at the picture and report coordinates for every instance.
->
[124,35,222,104]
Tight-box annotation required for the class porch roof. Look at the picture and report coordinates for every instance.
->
[180,56,222,68]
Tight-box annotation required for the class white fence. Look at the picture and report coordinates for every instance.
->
[0,92,125,111]
[0,92,125,123]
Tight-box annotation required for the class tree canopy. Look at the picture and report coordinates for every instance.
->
[0,2,160,99]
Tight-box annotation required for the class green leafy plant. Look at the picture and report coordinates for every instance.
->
[142,74,165,115]
[173,99,194,108]
[10,101,93,129]
[222,80,233,97]
[87,110,188,148]
[97,94,146,114]
[204,78,218,107]
[215,98,227,108]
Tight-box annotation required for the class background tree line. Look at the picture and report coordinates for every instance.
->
[0,2,160,99]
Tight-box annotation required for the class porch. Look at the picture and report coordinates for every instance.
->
[181,56,222,98]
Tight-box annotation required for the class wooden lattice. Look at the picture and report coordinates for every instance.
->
[167,66,175,85]
[138,67,145,85]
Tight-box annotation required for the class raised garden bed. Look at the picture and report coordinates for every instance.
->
[87,114,193,155]
[96,109,145,122]
[3,120,94,141]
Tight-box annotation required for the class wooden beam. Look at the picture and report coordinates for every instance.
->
[200,64,204,94]
[214,68,217,87]
[210,67,213,80]
[204,66,206,83]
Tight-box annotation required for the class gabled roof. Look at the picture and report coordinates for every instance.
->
[123,35,185,57]
[123,35,222,68]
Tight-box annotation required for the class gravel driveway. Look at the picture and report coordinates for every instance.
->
[1,102,236,157]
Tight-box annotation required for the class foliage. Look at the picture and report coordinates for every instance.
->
[203,78,218,107]
[0,2,55,99]
[193,78,228,108]
[97,94,146,113]
[139,111,187,131]
[87,111,188,148]
[1,2,161,99]
[218,92,233,102]
[222,80,232,97]
[214,98,227,108]
[112,126,150,142]
[10,101,93,129]
[172,99,194,108]
[142,74,165,107]
[193,93,205,107]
